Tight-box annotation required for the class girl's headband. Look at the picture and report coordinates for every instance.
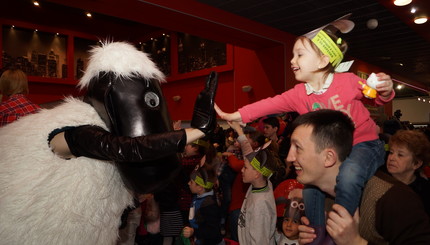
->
[303,13,355,67]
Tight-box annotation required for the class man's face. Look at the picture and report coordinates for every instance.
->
[286,125,326,185]
[263,124,278,138]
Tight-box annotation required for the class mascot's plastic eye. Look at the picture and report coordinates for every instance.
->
[144,92,160,108]
[291,200,298,208]
[298,203,305,211]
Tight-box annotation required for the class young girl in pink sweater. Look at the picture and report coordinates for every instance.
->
[216,14,394,244]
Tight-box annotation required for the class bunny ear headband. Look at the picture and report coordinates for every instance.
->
[303,13,355,67]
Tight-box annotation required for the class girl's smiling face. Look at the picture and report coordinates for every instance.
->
[290,38,327,82]
[282,217,300,239]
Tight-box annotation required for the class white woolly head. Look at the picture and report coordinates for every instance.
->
[78,40,165,90]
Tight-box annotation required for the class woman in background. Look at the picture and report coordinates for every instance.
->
[0,68,40,127]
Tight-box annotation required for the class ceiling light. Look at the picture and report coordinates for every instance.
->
[33,1,40,6]
[411,7,416,13]
[394,0,412,6]
[86,12,92,18]
[397,84,403,90]
[414,16,428,24]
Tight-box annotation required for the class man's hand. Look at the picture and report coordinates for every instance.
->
[49,131,75,159]
[298,216,317,244]
[326,204,367,245]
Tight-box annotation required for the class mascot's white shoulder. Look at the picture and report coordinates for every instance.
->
[78,41,165,90]
[0,97,133,245]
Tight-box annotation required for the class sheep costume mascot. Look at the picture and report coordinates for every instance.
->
[0,41,217,244]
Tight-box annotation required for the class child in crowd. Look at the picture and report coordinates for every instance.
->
[182,164,225,245]
[274,179,305,245]
[179,139,209,222]
[224,122,265,242]
[216,14,394,244]
[238,141,279,245]
[276,196,305,245]
[0,68,40,127]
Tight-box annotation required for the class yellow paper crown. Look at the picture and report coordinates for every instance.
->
[193,174,214,189]
[249,155,274,178]
[311,30,344,67]
[192,139,210,149]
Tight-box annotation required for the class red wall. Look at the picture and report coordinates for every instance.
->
[161,44,292,120]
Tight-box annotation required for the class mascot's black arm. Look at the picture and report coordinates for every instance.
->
[50,71,217,162]
[63,125,187,162]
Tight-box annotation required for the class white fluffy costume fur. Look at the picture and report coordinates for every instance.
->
[0,41,165,245]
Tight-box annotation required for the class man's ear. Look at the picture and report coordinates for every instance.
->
[323,148,338,168]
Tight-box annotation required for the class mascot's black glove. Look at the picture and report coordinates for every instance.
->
[61,125,187,162]
[191,71,218,134]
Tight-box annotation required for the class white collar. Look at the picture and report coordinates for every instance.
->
[305,73,334,95]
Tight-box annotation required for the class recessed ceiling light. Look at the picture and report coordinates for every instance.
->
[411,7,417,13]
[414,16,428,24]
[394,0,412,6]
[397,84,403,90]
[33,1,40,6]
[86,12,92,18]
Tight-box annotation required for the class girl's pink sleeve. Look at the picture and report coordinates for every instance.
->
[238,88,298,123]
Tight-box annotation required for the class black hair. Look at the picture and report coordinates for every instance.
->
[291,110,355,161]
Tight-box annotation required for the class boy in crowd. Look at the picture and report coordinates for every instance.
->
[238,142,279,245]
[182,164,224,245]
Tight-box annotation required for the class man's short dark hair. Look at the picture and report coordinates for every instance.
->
[291,110,355,161]
[263,117,280,131]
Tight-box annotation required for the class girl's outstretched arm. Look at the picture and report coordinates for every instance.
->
[214,103,243,124]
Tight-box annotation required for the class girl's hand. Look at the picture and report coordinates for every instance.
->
[214,104,244,123]
[375,72,394,99]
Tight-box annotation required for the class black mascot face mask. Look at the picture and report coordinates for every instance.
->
[79,41,179,193]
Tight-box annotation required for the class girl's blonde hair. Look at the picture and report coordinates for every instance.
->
[0,69,29,96]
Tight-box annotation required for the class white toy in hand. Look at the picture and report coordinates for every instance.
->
[359,73,383,99]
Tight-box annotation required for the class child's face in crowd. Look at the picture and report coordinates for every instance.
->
[290,38,324,82]
[241,158,258,183]
[263,124,277,139]
[184,144,197,156]
[188,179,202,194]
[282,217,300,240]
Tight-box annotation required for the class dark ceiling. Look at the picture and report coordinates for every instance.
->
[197,0,430,98]
[3,0,430,98]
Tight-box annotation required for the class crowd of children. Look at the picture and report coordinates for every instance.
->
[117,115,303,245]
